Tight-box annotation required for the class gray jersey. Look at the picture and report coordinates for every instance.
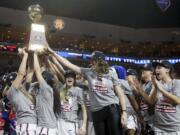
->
[119,79,132,95]
[154,79,180,132]
[140,81,154,122]
[59,86,84,122]
[77,83,93,121]
[81,68,119,112]
[7,86,37,125]
[36,81,57,128]
[119,79,135,115]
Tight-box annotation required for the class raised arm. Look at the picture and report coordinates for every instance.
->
[51,55,65,74]
[25,59,34,84]
[48,47,81,74]
[33,53,45,83]
[154,78,180,105]
[12,49,28,89]
[48,59,65,82]
[158,88,180,105]
[128,77,157,106]
[46,59,60,82]
[25,70,34,83]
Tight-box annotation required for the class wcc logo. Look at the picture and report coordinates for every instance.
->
[156,0,171,12]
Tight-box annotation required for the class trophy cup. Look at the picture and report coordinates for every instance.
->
[28,4,49,53]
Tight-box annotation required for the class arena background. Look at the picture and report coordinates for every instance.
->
[0,0,180,77]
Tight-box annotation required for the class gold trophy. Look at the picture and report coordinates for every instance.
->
[28,4,49,53]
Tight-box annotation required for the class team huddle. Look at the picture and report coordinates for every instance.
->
[1,47,180,135]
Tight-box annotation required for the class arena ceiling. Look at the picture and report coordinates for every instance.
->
[0,0,180,28]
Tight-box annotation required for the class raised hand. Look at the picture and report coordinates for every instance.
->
[127,77,141,93]
[47,46,54,54]
[18,48,24,57]
[152,75,163,91]
[22,47,28,56]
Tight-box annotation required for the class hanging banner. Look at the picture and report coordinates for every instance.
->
[156,0,171,12]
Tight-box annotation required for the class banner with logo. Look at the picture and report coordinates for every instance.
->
[156,0,171,12]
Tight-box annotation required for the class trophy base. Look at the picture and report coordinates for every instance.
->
[29,44,45,52]
[28,23,49,54]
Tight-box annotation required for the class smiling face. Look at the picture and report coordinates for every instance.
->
[155,65,170,80]
[65,76,75,87]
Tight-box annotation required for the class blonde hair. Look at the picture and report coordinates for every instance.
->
[60,85,69,102]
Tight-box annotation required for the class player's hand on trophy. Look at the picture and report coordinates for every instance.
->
[22,47,28,55]
[31,46,46,55]
[39,47,49,56]
[18,48,23,56]
[18,47,28,57]
[47,46,54,54]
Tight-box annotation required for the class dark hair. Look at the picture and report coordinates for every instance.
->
[42,71,61,117]
[152,60,175,79]
[64,70,76,79]
[52,83,61,117]
[153,65,176,80]
[42,71,54,84]
[64,70,76,86]
[169,68,176,79]
[90,51,105,61]
[127,68,138,77]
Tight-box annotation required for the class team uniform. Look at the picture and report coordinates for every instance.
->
[7,86,37,135]
[119,79,138,131]
[140,82,154,128]
[57,86,84,135]
[154,79,180,135]
[81,67,122,135]
[36,81,57,135]
[77,83,96,135]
